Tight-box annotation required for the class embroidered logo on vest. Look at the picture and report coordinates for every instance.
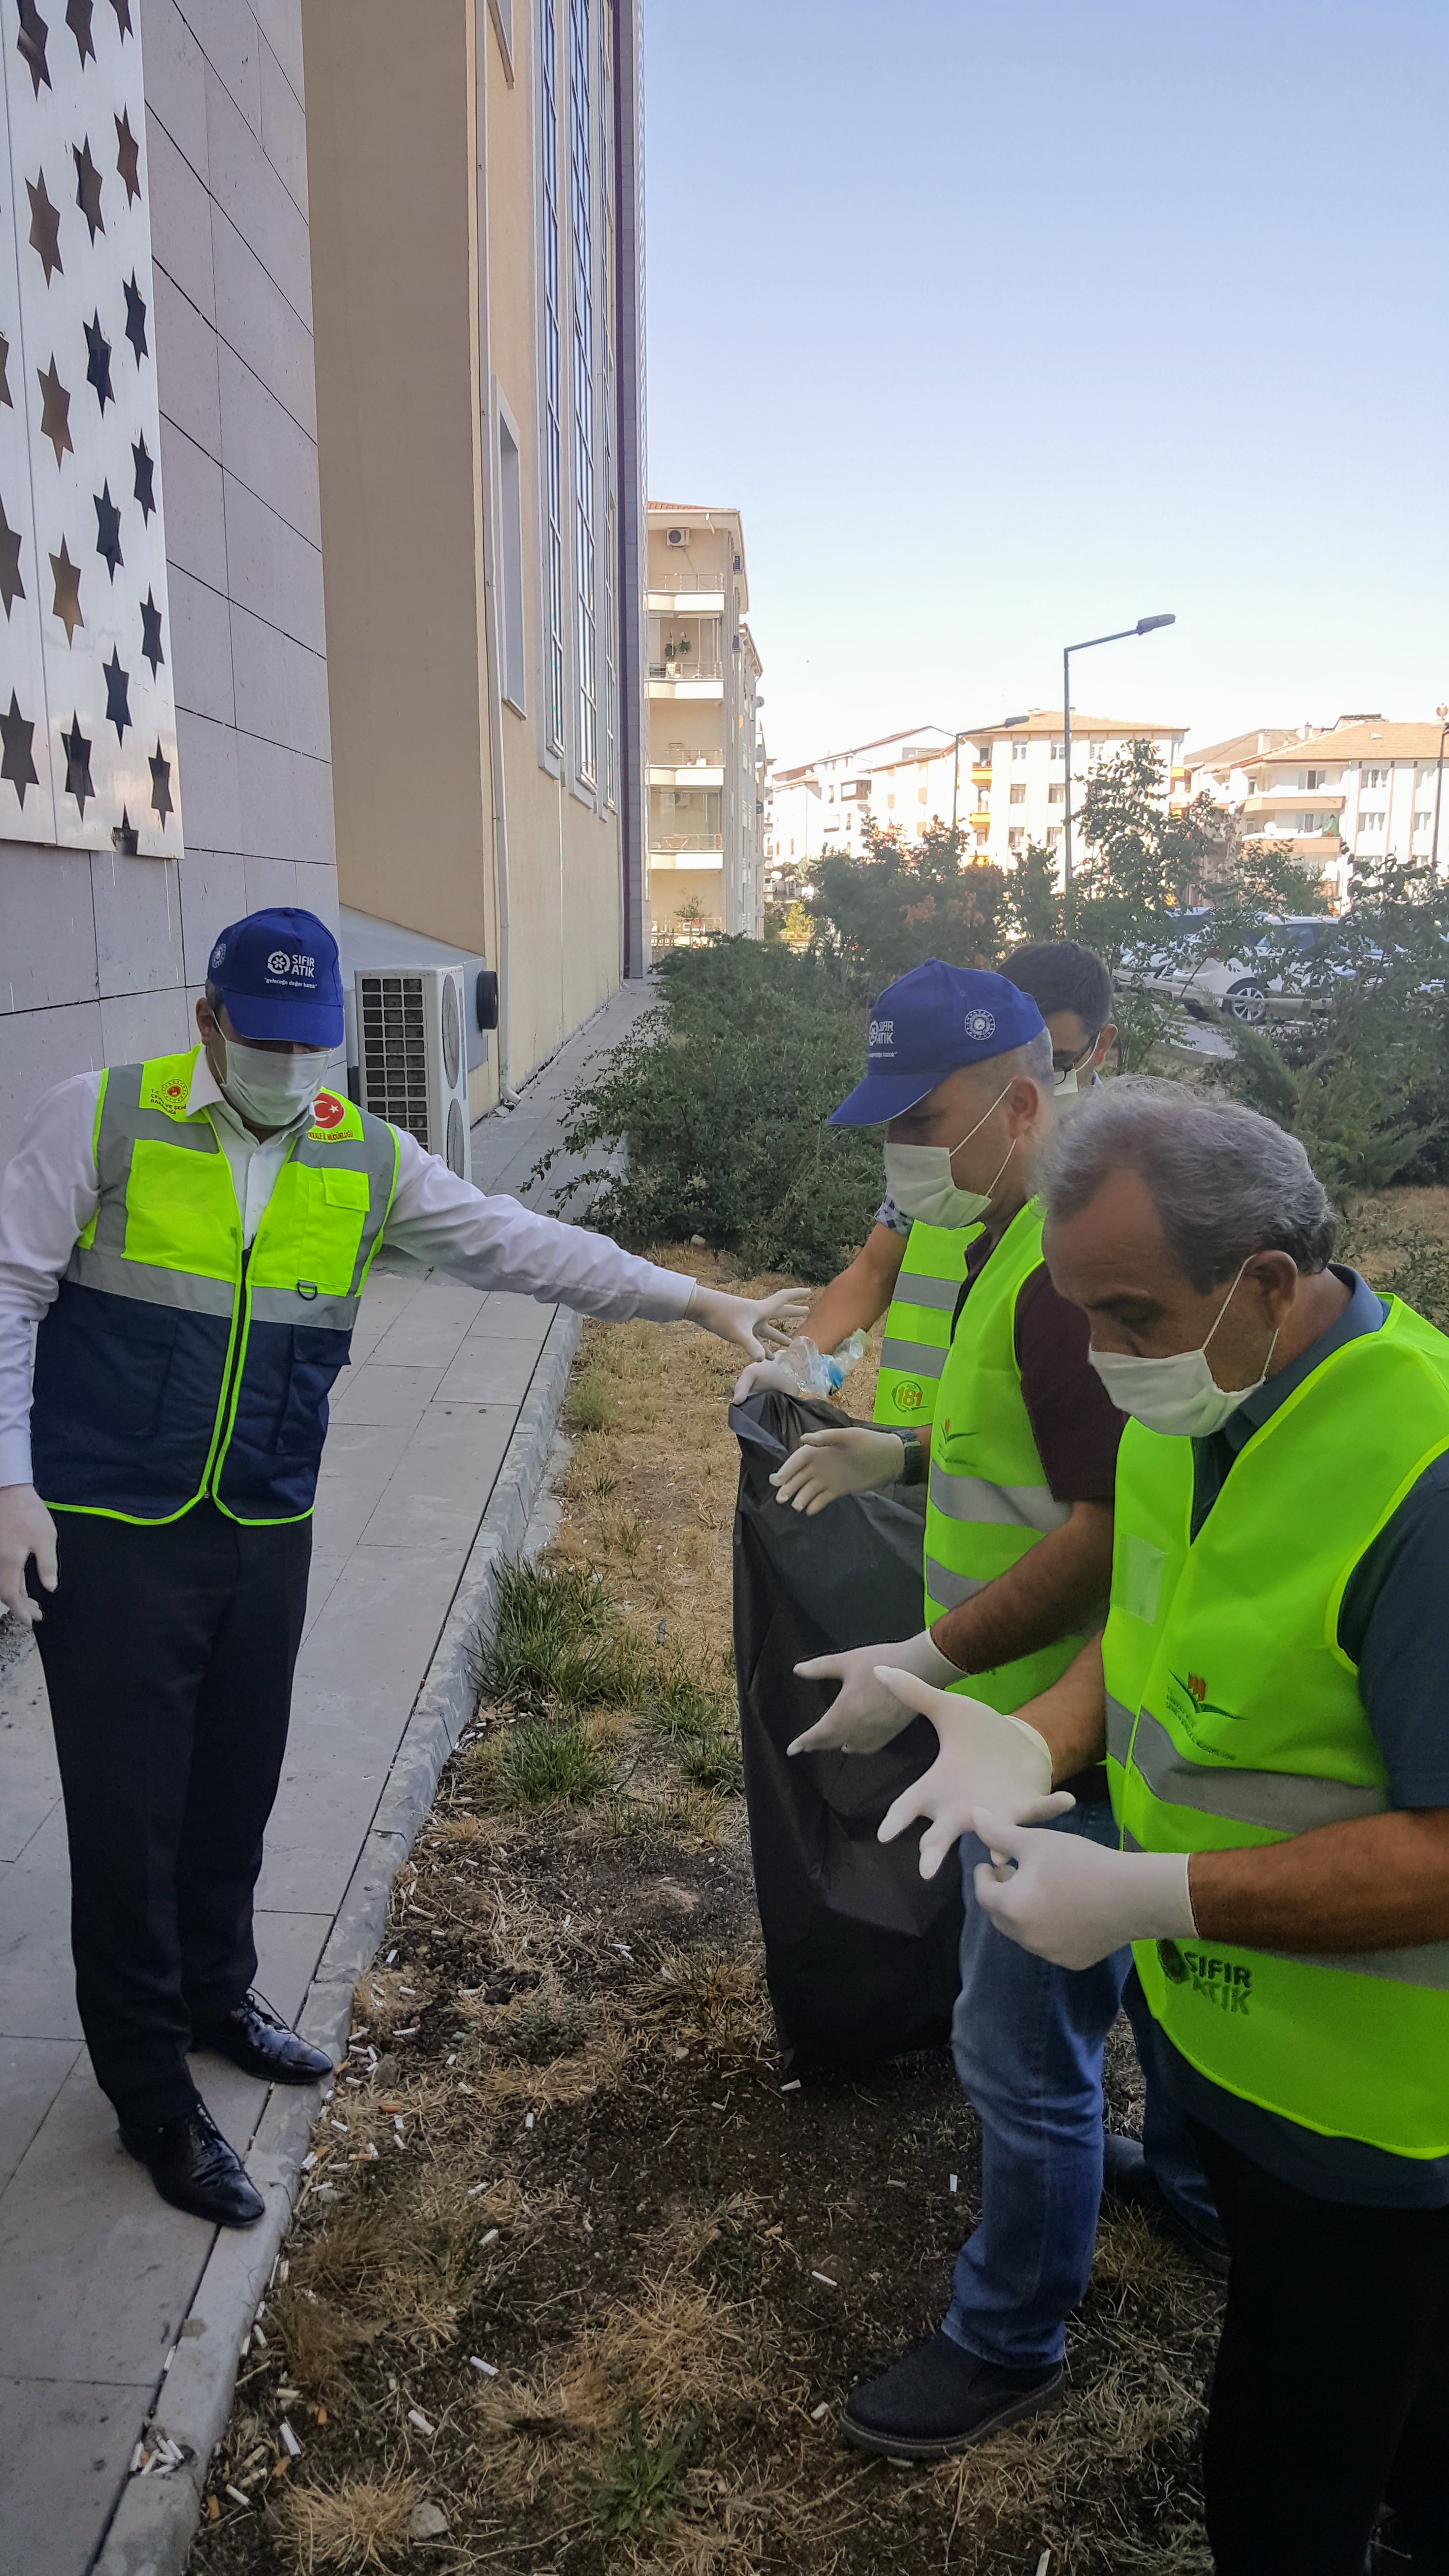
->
[311,1092,346,1133]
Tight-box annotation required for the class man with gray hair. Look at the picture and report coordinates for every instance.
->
[886,1078,1449,2571]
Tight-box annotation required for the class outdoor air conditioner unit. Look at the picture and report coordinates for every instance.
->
[665,525,690,548]
[354,965,472,1182]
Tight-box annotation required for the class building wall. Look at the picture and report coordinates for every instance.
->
[303,0,638,1108]
[0,0,337,1161]
[644,505,761,944]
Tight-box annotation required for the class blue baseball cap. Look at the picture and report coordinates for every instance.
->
[206,907,344,1045]
[828,960,1047,1126]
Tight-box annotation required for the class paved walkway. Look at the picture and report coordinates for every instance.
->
[0,982,652,2574]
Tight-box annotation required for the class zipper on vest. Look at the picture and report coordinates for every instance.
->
[204,1243,253,1499]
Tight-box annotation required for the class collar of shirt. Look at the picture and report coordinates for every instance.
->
[186,1045,317,1247]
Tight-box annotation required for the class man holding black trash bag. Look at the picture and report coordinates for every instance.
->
[0,905,805,2229]
[759,958,1222,2461]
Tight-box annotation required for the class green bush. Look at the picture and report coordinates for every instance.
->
[533,939,883,1279]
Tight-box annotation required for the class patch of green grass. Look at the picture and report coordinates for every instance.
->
[485,1715,613,1812]
[475,1559,647,1716]
[563,1365,618,1434]
[641,1665,743,1795]
[577,2408,700,2539]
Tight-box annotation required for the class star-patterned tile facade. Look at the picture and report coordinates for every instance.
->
[0,0,180,851]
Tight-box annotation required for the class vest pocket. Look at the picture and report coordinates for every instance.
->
[274,1325,351,1456]
[36,1295,179,1443]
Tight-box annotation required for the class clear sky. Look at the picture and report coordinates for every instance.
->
[643,0,1449,769]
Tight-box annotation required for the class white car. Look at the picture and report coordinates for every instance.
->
[1129,917,1336,1026]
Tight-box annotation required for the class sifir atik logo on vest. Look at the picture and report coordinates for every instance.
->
[1158,1940,1253,2013]
[891,1378,925,1415]
[1165,1668,1243,1735]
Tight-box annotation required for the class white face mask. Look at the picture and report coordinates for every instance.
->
[1087,1258,1279,1438]
[218,1037,325,1130]
[1053,1067,1083,1123]
[883,1083,1017,1230]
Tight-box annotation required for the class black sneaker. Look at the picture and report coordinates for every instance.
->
[119,2101,265,2227]
[841,2330,1063,2461]
[192,1991,334,2087]
[1102,2132,1230,2281]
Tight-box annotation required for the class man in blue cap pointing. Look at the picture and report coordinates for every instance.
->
[0,908,802,2225]
[767,960,1221,2458]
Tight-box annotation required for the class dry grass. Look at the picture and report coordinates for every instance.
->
[272,2472,419,2574]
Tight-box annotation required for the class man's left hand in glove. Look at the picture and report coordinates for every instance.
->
[971,1808,1197,1970]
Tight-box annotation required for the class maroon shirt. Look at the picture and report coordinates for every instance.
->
[955,1215,1124,1503]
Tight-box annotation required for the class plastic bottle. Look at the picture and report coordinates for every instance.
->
[778,1330,869,1397]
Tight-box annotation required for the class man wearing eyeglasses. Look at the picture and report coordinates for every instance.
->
[801,943,1119,1428]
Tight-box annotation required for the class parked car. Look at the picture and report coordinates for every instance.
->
[1123,916,1339,1026]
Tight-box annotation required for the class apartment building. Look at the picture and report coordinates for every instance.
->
[1183,726,1306,809]
[1240,716,1449,901]
[768,710,1185,883]
[645,502,763,943]
[305,0,647,1111]
[0,0,340,1162]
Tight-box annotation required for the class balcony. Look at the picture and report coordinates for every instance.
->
[646,589,726,613]
[648,671,724,701]
[968,809,991,832]
[649,834,725,871]
[1245,789,1345,814]
[970,765,993,789]
[648,760,724,788]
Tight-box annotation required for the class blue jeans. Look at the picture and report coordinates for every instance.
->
[944,1795,1223,2369]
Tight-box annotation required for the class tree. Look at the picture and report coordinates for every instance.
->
[804,818,1006,996]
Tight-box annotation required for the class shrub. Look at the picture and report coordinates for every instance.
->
[533,938,883,1279]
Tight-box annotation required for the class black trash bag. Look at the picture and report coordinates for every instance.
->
[730,1387,964,2068]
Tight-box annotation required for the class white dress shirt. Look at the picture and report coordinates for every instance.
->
[0,1051,695,1487]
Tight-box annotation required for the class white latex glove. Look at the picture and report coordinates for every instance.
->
[771,1426,904,1516]
[972,1807,1197,1971]
[732,1358,804,1402]
[789,1628,964,1755]
[874,1669,1065,1879]
[0,1482,59,1629]
[687,1282,810,1361]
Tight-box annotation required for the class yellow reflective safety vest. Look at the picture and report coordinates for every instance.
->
[873,1220,977,1428]
[923,1199,1083,1714]
[32,1046,399,1526]
[1103,1296,1449,2158]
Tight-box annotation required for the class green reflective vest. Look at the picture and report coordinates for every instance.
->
[873,1221,977,1427]
[923,1200,1083,1714]
[1103,1297,1449,2158]
[32,1046,399,1525]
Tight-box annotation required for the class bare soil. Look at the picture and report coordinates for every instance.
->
[189,1254,1236,2576]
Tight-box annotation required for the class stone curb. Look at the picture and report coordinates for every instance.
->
[93,1305,583,2576]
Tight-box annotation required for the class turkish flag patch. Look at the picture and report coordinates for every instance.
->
[311,1092,346,1131]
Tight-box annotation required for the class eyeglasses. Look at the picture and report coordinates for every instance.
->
[1052,1038,1097,1084]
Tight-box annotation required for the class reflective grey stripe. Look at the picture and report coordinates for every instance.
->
[1106,1691,1136,1767]
[250,1285,359,1331]
[1266,1937,1449,1992]
[1129,1706,1391,1834]
[880,1337,947,1379]
[894,1271,960,1312]
[923,1554,988,1610]
[928,1459,1071,1535]
[64,1245,235,1316]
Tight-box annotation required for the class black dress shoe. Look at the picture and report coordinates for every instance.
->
[841,2330,1063,2461]
[1102,2131,1231,2281]
[120,2102,265,2227]
[192,1991,334,2086]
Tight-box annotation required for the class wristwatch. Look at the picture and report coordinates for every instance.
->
[895,1432,927,1487]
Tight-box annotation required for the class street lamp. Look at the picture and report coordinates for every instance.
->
[1431,703,1449,879]
[1062,613,1175,886]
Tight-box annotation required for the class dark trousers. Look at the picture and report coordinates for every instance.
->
[1191,2120,1449,2576]
[31,1501,311,2126]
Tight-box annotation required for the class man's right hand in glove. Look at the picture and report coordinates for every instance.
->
[873,1667,1069,1878]
[770,1425,905,1516]
[789,1628,965,1755]
[0,1483,58,1628]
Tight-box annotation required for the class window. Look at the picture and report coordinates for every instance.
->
[917,784,928,805]
[498,414,526,713]
[1358,811,1386,836]
[1414,811,1432,835]
[1046,826,1061,850]
[1008,827,1025,852]
[1304,769,1326,790]
[540,3,566,752]
[568,0,596,783]
[1049,739,1063,761]
[886,793,895,810]
[1009,784,1026,806]
[1011,739,1028,764]
[1362,767,1389,789]
[1047,783,1064,805]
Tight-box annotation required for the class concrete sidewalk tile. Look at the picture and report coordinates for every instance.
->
[459,1293,556,1342]
[0,2038,82,2194]
[436,1337,547,1404]
[0,2376,151,2567]
[0,2063,212,2382]
[357,1406,516,1551]
[300,1550,345,1641]
[366,1287,490,1371]
[293,1547,469,1700]
[327,1362,447,1426]
[0,1632,62,1863]
[0,1808,84,2042]
[309,1420,416,1553]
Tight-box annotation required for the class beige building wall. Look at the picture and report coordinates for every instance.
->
[303,0,644,1114]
